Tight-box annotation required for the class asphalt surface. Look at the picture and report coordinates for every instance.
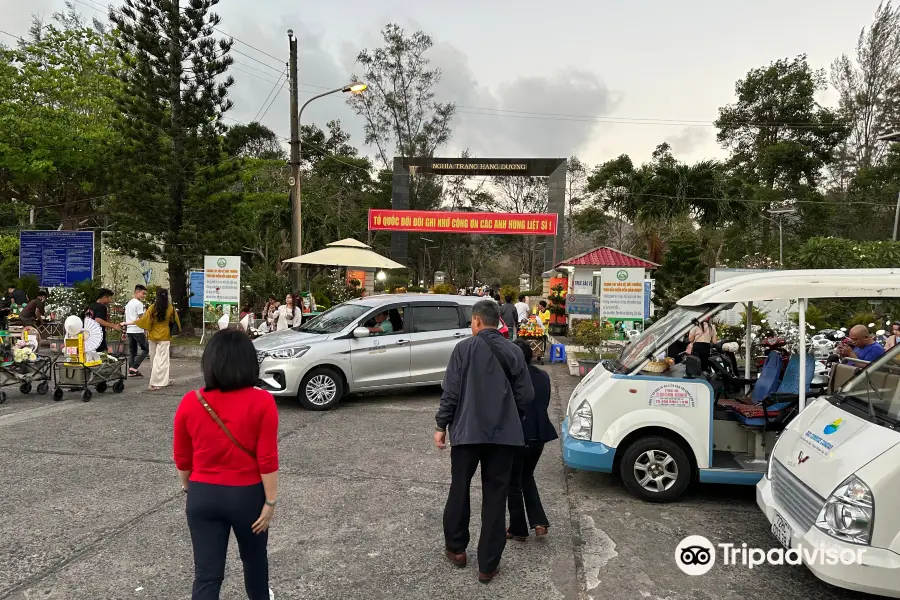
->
[0,359,882,599]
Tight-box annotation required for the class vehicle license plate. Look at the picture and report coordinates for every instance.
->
[772,511,792,549]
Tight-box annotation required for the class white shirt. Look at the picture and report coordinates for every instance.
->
[124,298,146,334]
[515,301,529,323]
[276,305,299,330]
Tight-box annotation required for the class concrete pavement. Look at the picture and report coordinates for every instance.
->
[0,360,881,599]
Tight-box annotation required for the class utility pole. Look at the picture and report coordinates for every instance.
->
[288,30,302,290]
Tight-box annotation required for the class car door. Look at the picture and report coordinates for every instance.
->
[409,303,469,384]
[349,305,411,390]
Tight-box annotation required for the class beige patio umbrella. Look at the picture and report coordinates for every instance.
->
[283,238,405,269]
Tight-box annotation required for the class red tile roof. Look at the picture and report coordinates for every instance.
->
[556,246,659,269]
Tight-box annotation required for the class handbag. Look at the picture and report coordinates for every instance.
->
[194,390,256,458]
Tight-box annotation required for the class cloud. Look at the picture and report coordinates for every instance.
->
[430,41,616,159]
[664,126,713,156]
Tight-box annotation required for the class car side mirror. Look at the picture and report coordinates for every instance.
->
[353,327,370,338]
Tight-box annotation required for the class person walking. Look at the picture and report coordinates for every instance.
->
[435,299,534,583]
[174,329,279,600]
[500,295,519,341]
[507,340,558,541]
[134,287,181,391]
[85,289,121,353]
[124,285,149,377]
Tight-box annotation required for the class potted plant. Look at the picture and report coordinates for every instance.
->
[571,318,614,376]
[548,283,567,336]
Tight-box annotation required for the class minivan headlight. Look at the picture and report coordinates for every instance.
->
[266,346,310,360]
[815,475,874,545]
[569,400,593,441]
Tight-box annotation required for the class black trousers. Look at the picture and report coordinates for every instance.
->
[507,443,549,537]
[128,332,149,370]
[443,444,516,574]
[186,482,269,600]
[692,342,711,371]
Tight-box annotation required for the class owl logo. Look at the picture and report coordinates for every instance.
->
[824,419,844,435]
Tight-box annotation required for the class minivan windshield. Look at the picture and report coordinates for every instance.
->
[619,304,723,372]
[296,302,372,334]
[838,343,900,425]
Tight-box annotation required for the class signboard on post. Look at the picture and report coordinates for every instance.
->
[19,231,94,288]
[600,268,645,320]
[188,270,204,309]
[203,256,240,326]
[368,209,557,236]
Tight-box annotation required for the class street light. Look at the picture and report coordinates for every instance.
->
[288,32,366,288]
[766,207,796,268]
[876,131,900,241]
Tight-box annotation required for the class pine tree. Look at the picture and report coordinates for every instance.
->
[652,236,707,316]
[106,0,237,317]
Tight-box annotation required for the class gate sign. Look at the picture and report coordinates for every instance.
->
[600,268,645,320]
[19,230,94,288]
[368,209,557,235]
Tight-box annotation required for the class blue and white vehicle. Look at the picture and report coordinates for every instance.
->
[562,269,900,507]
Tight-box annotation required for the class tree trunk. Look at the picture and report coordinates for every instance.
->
[168,0,187,317]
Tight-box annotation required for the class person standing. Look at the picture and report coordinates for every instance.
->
[687,319,717,370]
[124,285,149,377]
[507,340,558,541]
[514,294,530,326]
[134,288,181,391]
[534,300,550,327]
[85,289,121,353]
[885,323,900,350]
[174,329,279,600]
[4,284,27,307]
[262,296,280,332]
[274,293,299,331]
[435,299,534,583]
[500,295,519,341]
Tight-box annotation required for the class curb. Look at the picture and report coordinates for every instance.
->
[170,345,204,360]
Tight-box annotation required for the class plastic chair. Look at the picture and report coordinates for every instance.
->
[549,344,567,364]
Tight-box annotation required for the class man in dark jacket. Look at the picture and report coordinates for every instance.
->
[435,299,534,583]
[507,340,558,541]
[499,295,519,340]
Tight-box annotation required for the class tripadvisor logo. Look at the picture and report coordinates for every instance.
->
[616,270,628,281]
[217,258,227,268]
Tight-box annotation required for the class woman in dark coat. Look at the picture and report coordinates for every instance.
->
[507,340,559,539]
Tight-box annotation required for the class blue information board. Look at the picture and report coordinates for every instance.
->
[19,231,94,288]
[189,270,204,308]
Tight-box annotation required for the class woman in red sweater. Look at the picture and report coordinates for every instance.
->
[174,329,279,600]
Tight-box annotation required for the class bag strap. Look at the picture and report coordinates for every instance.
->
[194,390,256,459]
[481,335,515,386]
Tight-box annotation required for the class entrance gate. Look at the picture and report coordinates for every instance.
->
[387,157,567,272]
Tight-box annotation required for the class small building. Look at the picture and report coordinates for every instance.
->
[553,246,659,332]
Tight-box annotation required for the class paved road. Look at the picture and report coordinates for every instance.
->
[0,360,879,599]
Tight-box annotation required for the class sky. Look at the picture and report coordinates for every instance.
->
[0,0,886,170]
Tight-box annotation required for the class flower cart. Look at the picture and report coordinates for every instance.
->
[0,330,52,404]
[518,316,547,364]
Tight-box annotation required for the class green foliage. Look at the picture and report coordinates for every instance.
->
[789,237,900,269]
[500,284,519,301]
[224,122,287,160]
[571,318,615,361]
[652,236,707,316]
[548,284,566,318]
[15,274,39,300]
[0,235,18,286]
[430,283,455,294]
[0,18,122,227]
[407,286,426,293]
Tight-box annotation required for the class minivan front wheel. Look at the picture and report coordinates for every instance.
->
[620,436,691,503]
[299,367,344,410]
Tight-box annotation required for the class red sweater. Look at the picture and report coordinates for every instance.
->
[173,387,279,486]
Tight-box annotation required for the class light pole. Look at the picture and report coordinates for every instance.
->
[287,31,366,288]
[421,237,437,288]
[876,131,900,241]
[766,208,796,268]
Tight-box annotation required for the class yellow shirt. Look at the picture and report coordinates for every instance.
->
[134,304,181,342]
[535,309,550,323]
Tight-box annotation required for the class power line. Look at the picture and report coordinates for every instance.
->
[230,65,281,86]
[253,65,287,122]
[212,27,282,63]
[257,74,288,123]
[231,47,283,73]
[0,28,22,40]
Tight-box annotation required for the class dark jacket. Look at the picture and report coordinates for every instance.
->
[436,328,534,446]
[499,302,519,329]
[521,365,558,443]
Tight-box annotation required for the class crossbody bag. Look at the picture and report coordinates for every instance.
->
[194,389,255,458]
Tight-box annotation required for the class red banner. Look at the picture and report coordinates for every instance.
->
[368,209,558,236]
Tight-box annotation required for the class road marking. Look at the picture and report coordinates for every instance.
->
[0,403,77,426]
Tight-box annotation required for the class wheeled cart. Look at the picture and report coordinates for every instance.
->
[52,358,127,402]
[524,335,547,364]
[0,358,53,404]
